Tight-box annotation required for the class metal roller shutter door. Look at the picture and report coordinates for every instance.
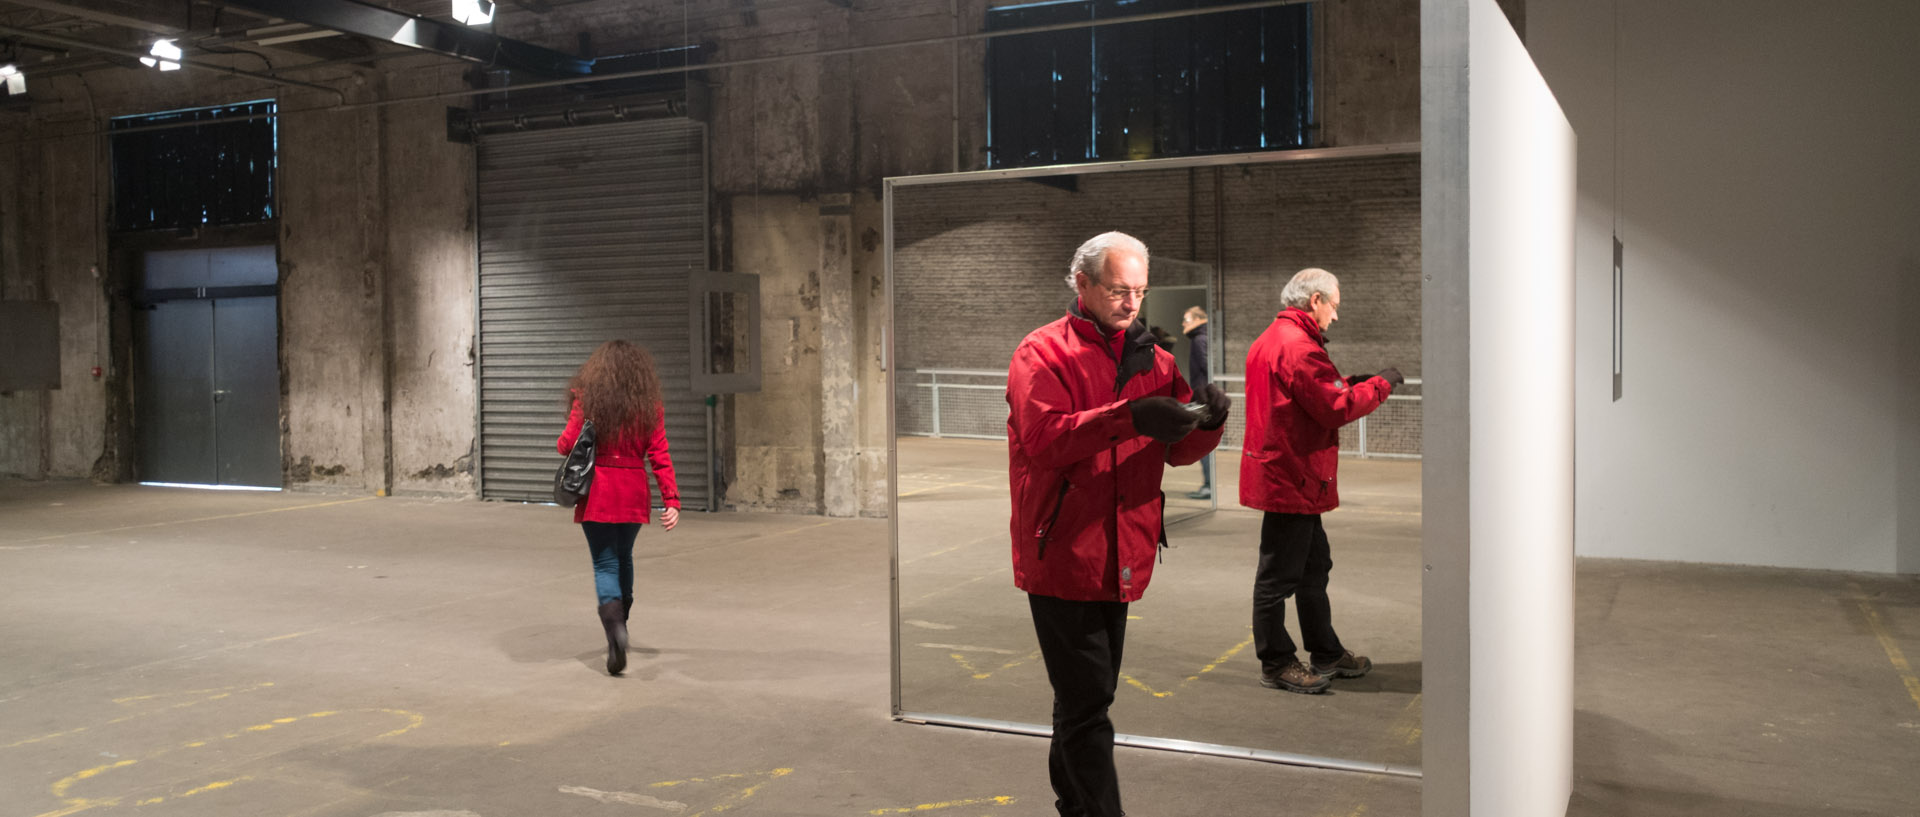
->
[476,119,709,506]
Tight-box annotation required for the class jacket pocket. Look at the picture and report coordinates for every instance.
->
[1035,478,1072,560]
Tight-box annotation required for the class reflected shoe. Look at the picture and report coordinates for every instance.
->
[1312,650,1373,679]
[1260,661,1330,694]
[597,599,629,675]
[1186,487,1212,500]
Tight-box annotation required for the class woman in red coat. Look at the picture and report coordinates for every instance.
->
[557,340,681,675]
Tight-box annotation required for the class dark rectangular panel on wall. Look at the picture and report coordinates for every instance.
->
[476,119,710,506]
[0,301,60,390]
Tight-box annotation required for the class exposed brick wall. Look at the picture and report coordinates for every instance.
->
[893,153,1422,451]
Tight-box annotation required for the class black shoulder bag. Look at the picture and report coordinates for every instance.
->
[554,419,596,507]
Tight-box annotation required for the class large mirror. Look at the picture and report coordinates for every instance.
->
[888,149,1424,775]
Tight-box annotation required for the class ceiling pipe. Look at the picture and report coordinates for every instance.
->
[339,0,1313,111]
[217,0,592,77]
[0,23,347,105]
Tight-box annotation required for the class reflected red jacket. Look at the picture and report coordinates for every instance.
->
[558,399,680,524]
[1239,307,1392,515]
[1006,304,1224,603]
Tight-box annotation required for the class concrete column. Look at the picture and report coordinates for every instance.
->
[819,193,857,518]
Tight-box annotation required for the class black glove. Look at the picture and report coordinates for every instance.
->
[1128,396,1199,444]
[1376,366,1405,388]
[1194,384,1231,430]
[1346,373,1373,388]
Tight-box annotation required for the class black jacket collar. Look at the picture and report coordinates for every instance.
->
[1068,299,1157,394]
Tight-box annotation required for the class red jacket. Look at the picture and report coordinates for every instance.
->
[1240,308,1393,515]
[1006,305,1224,602]
[558,400,680,524]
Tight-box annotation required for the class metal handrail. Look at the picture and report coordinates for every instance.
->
[899,369,1422,458]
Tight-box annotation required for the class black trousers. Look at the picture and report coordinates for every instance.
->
[1028,593,1128,817]
[1253,511,1347,672]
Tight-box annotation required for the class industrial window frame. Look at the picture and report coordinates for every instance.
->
[985,0,1314,169]
[109,100,278,231]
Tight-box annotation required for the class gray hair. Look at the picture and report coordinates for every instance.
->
[1281,267,1339,309]
[1064,231,1151,290]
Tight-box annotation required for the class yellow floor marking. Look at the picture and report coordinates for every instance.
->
[1114,630,1256,699]
[945,649,1041,680]
[111,682,276,706]
[8,683,276,750]
[691,767,791,816]
[1120,674,1174,699]
[179,776,250,798]
[1856,598,1920,714]
[1,496,379,545]
[1184,633,1256,683]
[36,708,423,815]
[870,795,1017,814]
[30,799,114,817]
[650,771,769,788]
[645,769,792,817]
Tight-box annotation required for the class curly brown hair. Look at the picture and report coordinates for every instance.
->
[566,340,662,445]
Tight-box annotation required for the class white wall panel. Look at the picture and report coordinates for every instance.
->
[1526,0,1920,573]
[1423,0,1576,814]
[1465,1,1576,814]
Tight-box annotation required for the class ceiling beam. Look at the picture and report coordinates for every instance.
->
[218,0,591,77]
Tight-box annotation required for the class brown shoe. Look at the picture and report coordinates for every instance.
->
[1260,660,1330,694]
[1312,650,1372,679]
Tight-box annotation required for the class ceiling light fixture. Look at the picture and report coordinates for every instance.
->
[139,38,181,71]
[452,0,496,26]
[0,63,23,95]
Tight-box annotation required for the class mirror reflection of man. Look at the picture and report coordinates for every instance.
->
[1240,268,1404,694]
[1180,306,1214,499]
[1005,231,1231,817]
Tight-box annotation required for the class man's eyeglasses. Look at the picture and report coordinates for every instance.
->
[1097,284,1150,302]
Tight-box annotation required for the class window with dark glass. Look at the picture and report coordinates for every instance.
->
[111,100,277,231]
[986,0,1313,169]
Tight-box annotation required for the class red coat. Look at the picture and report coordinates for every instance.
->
[1239,308,1393,515]
[1006,306,1224,603]
[557,400,680,524]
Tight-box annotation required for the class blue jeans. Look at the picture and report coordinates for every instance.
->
[582,522,641,605]
[1199,452,1214,489]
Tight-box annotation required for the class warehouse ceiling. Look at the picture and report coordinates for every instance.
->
[0,0,611,94]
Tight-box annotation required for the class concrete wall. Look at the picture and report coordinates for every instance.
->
[1527,0,1920,572]
[0,0,1428,519]
[0,62,475,496]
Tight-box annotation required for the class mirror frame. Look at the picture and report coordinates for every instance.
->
[884,143,1422,778]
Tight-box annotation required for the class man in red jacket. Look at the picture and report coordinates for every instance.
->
[1240,267,1404,694]
[1006,231,1230,817]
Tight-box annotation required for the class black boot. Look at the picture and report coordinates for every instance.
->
[597,599,628,675]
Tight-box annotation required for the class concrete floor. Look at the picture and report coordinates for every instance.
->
[3,463,1917,816]
[897,438,1423,773]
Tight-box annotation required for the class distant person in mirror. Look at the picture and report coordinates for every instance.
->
[1005,231,1231,817]
[1241,268,1403,694]
[557,339,681,677]
[1181,306,1214,500]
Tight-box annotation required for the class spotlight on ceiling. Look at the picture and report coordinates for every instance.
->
[452,0,496,26]
[139,39,182,71]
[0,64,23,95]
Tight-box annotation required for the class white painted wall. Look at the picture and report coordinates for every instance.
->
[1526,0,1920,573]
[1466,2,1576,814]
